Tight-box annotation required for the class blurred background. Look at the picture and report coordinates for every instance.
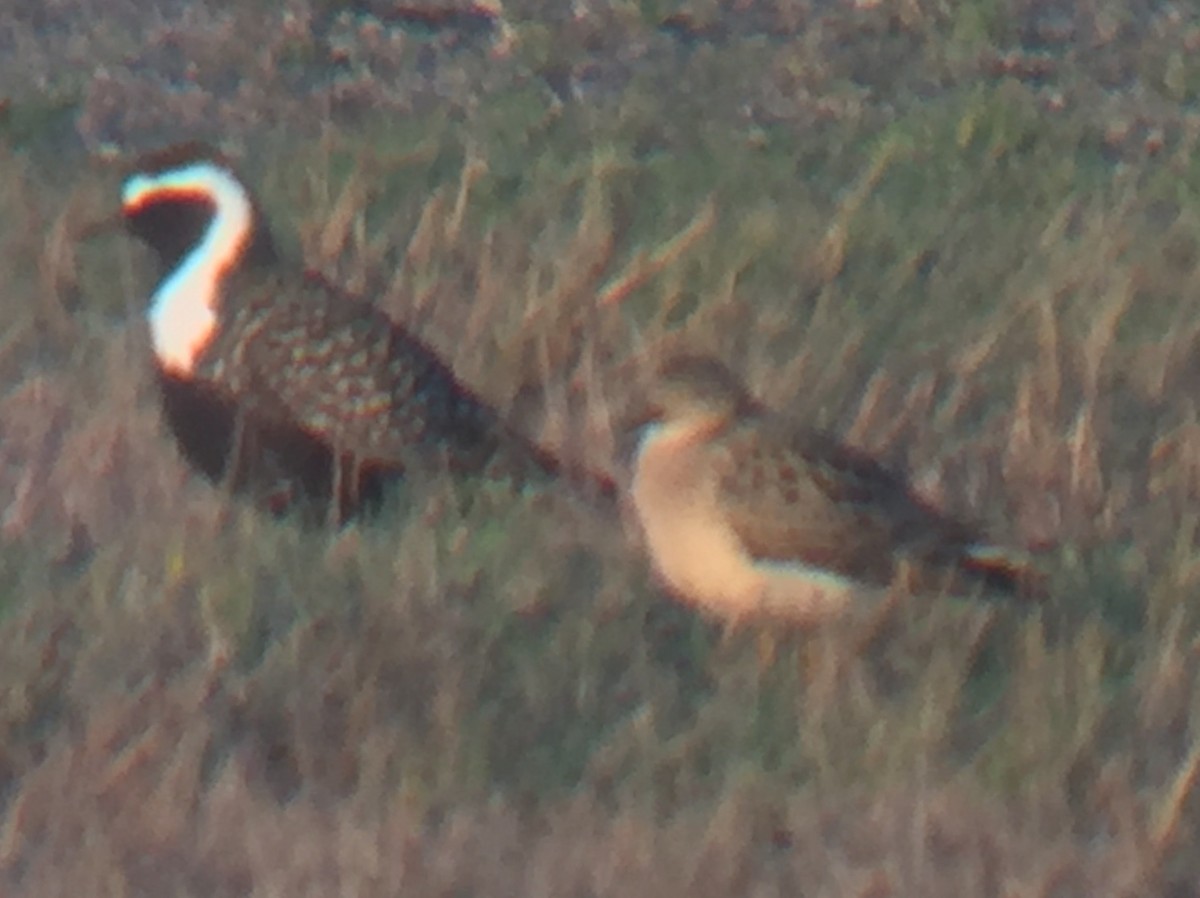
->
[2,1,1199,894]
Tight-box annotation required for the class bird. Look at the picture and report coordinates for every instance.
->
[627,355,1037,627]
[119,142,603,522]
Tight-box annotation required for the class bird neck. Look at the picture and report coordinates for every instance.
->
[634,413,728,483]
[146,170,255,376]
[664,411,730,444]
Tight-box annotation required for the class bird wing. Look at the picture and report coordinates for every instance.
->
[210,270,612,497]
[714,413,978,585]
[235,277,556,483]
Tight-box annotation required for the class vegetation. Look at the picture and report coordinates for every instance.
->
[2,0,1200,894]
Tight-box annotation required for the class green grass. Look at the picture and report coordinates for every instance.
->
[4,0,1200,894]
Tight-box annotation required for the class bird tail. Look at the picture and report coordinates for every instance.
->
[960,543,1047,600]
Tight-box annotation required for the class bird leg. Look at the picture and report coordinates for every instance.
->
[222,409,249,495]
[328,447,345,528]
[328,450,363,527]
[343,454,362,523]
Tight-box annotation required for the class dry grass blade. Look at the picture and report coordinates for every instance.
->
[1067,403,1103,512]
[597,196,717,307]
[445,153,488,245]
[315,169,370,270]
[1145,733,1200,883]
[404,189,448,308]
[1080,269,1136,399]
[38,189,91,343]
[844,367,893,446]
[812,133,906,283]
[530,161,617,324]
[1034,294,1062,416]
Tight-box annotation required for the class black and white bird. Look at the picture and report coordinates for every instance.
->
[120,142,594,522]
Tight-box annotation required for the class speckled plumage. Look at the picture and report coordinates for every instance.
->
[630,356,1034,624]
[195,265,512,477]
[123,143,582,521]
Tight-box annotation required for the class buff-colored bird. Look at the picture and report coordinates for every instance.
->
[628,356,1034,626]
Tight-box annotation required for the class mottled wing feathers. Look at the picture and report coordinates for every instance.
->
[204,272,517,477]
[714,412,981,586]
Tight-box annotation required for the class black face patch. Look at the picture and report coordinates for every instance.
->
[124,191,217,272]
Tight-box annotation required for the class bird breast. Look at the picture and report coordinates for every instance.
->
[631,419,874,626]
[631,420,770,616]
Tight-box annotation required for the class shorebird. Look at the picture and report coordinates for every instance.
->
[119,142,594,522]
[628,356,1035,626]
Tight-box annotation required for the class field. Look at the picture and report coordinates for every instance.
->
[3,1,1200,894]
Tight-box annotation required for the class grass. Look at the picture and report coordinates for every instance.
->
[4,0,1200,894]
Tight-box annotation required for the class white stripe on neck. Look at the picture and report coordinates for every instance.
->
[123,163,252,375]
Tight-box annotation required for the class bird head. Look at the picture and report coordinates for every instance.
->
[120,142,277,274]
[643,355,756,428]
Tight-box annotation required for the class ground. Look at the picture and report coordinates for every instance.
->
[2,1,1200,895]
